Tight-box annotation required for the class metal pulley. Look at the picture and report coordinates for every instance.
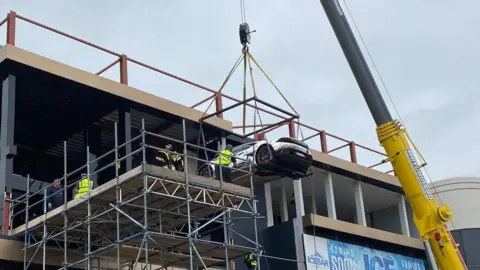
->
[239,23,255,46]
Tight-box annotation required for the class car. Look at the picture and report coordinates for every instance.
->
[196,137,313,179]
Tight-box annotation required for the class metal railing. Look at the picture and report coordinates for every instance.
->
[0,10,393,175]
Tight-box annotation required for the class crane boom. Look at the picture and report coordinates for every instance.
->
[318,0,468,269]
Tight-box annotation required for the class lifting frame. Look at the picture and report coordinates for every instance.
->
[7,118,282,270]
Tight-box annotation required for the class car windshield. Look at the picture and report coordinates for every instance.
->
[232,142,255,153]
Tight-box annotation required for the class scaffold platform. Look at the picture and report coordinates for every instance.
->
[11,161,256,269]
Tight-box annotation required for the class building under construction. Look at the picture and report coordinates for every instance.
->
[0,11,432,270]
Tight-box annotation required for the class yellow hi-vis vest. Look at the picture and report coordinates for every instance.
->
[172,153,182,163]
[214,149,232,165]
[245,253,257,266]
[74,178,93,199]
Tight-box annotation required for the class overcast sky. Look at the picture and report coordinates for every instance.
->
[1,0,478,181]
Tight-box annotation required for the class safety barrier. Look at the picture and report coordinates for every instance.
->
[0,11,393,174]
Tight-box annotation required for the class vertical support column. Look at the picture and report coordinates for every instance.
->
[289,120,305,222]
[280,183,288,222]
[324,172,337,219]
[293,180,305,219]
[119,54,128,85]
[2,192,10,235]
[6,11,16,46]
[119,107,132,172]
[220,136,226,150]
[288,120,296,139]
[264,182,274,227]
[353,181,366,226]
[215,93,223,119]
[0,75,17,233]
[319,130,328,153]
[397,194,411,237]
[349,141,357,163]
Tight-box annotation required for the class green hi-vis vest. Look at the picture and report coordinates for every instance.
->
[74,178,93,199]
[214,149,233,165]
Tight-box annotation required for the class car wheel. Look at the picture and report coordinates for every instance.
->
[197,165,214,178]
[255,144,275,164]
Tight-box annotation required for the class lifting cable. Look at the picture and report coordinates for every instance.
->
[339,0,455,229]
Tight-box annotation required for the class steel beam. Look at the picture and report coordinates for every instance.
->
[119,107,133,172]
[0,75,17,233]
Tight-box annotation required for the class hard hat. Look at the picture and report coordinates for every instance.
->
[81,173,87,178]
[165,144,172,150]
[226,144,233,151]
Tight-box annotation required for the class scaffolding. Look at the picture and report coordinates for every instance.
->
[9,118,263,270]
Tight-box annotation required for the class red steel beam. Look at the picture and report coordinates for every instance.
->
[288,120,296,138]
[16,14,120,57]
[355,143,387,156]
[215,93,223,119]
[327,143,349,154]
[233,124,278,129]
[368,159,387,169]
[191,94,216,109]
[6,11,16,46]
[349,141,357,163]
[0,16,7,28]
[320,130,328,153]
[96,58,120,76]
[301,132,320,142]
[120,55,128,85]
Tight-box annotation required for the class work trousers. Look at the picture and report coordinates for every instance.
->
[215,164,231,182]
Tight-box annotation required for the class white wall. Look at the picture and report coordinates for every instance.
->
[430,177,480,230]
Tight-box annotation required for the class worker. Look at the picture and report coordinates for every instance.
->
[214,144,236,182]
[244,252,257,270]
[155,144,175,169]
[47,179,63,211]
[171,149,184,172]
[74,173,94,199]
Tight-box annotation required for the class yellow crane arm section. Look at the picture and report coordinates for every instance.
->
[378,120,467,270]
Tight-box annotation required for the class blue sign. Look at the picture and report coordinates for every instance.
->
[304,235,426,270]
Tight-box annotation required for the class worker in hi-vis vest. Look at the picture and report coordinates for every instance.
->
[156,144,174,169]
[214,144,236,182]
[171,150,184,172]
[244,252,257,270]
[74,173,94,199]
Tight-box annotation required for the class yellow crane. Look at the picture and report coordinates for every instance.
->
[317,0,468,269]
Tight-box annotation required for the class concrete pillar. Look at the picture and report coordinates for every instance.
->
[397,194,411,237]
[324,172,337,219]
[353,181,367,226]
[280,183,288,222]
[293,179,305,219]
[264,182,274,227]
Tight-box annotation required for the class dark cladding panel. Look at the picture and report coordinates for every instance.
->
[261,220,297,270]
[453,228,480,268]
